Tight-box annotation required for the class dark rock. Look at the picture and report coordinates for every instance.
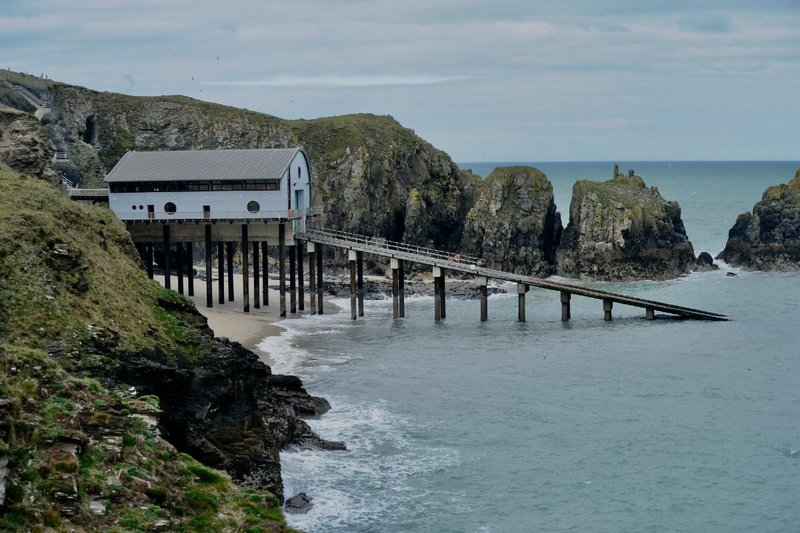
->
[726,271,738,277]
[284,492,313,514]
[716,171,800,270]
[0,109,61,184]
[694,251,719,271]
[461,166,562,275]
[557,166,696,280]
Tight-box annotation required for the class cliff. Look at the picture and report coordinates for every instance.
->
[716,170,800,270]
[0,168,330,530]
[557,167,696,281]
[462,166,562,275]
[0,109,60,185]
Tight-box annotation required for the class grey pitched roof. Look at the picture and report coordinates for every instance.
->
[105,148,303,182]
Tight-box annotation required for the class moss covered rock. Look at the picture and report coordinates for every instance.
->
[462,166,562,275]
[556,166,696,280]
[716,169,800,270]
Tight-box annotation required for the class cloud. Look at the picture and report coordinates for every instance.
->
[202,74,467,87]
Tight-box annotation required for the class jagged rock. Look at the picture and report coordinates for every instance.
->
[716,170,800,270]
[557,166,696,280]
[0,109,60,184]
[462,166,562,275]
[694,251,719,271]
[284,492,313,514]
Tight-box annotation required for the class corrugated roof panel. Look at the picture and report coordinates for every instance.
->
[104,148,302,182]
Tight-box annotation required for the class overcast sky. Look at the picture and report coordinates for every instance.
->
[2,1,798,161]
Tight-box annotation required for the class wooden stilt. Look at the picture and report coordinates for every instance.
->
[316,244,324,315]
[434,267,443,322]
[289,244,296,314]
[392,258,400,319]
[297,243,305,311]
[217,242,225,305]
[646,307,654,320]
[205,226,212,308]
[356,251,364,317]
[226,241,234,302]
[147,243,154,279]
[163,224,171,290]
[187,243,194,297]
[478,276,488,322]
[517,283,528,322]
[176,241,184,295]
[397,258,404,318]
[253,242,260,309]
[349,249,357,320]
[242,225,250,313]
[603,299,613,321]
[561,291,571,321]
[308,242,316,315]
[440,269,446,319]
[279,223,286,318]
[262,242,269,306]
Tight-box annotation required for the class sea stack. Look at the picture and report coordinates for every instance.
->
[556,165,696,281]
[716,169,800,270]
[462,166,562,275]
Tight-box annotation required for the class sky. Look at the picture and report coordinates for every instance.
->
[2,0,798,162]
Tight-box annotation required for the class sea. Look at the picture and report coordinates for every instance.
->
[258,161,800,533]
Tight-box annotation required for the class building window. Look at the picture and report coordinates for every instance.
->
[164,202,177,214]
[247,201,260,213]
[132,205,137,210]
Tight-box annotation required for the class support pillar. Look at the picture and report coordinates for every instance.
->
[279,223,286,318]
[226,242,234,302]
[478,276,488,322]
[297,243,305,311]
[517,283,528,322]
[261,242,269,306]
[349,249,357,320]
[561,291,571,321]
[316,243,324,315]
[434,267,443,322]
[253,242,260,309]
[217,242,225,305]
[176,241,184,295]
[308,242,316,315]
[205,225,213,308]
[289,244,296,314]
[440,268,446,319]
[163,224,171,290]
[603,299,613,321]
[356,251,364,317]
[187,242,194,297]
[397,258,404,318]
[646,307,655,320]
[242,225,250,313]
[146,243,154,279]
[392,258,400,319]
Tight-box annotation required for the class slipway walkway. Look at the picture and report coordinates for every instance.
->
[298,227,728,322]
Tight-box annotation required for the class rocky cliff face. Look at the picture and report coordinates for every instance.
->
[461,166,562,275]
[557,166,696,281]
[0,108,60,184]
[716,170,800,270]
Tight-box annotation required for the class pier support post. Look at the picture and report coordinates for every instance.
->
[478,275,488,322]
[242,225,250,313]
[440,269,445,319]
[187,243,194,297]
[217,242,225,305]
[146,243,154,279]
[433,267,443,322]
[289,243,296,314]
[316,244,324,315]
[279,223,286,318]
[517,283,528,322]
[176,242,184,295]
[163,224,171,290]
[357,251,365,317]
[349,250,357,320]
[646,307,654,320]
[205,226,212,308]
[297,243,305,311]
[253,242,260,309]
[262,242,269,306]
[398,258,405,318]
[561,291,571,321]
[603,299,613,321]
[308,242,316,315]
[226,242,234,302]
[391,258,400,319]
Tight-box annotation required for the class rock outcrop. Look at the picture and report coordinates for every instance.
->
[557,166,696,280]
[461,166,562,275]
[716,170,800,270]
[0,108,60,184]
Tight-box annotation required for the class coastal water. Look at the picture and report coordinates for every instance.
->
[260,161,800,532]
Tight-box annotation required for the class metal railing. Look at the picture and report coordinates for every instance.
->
[302,226,484,267]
